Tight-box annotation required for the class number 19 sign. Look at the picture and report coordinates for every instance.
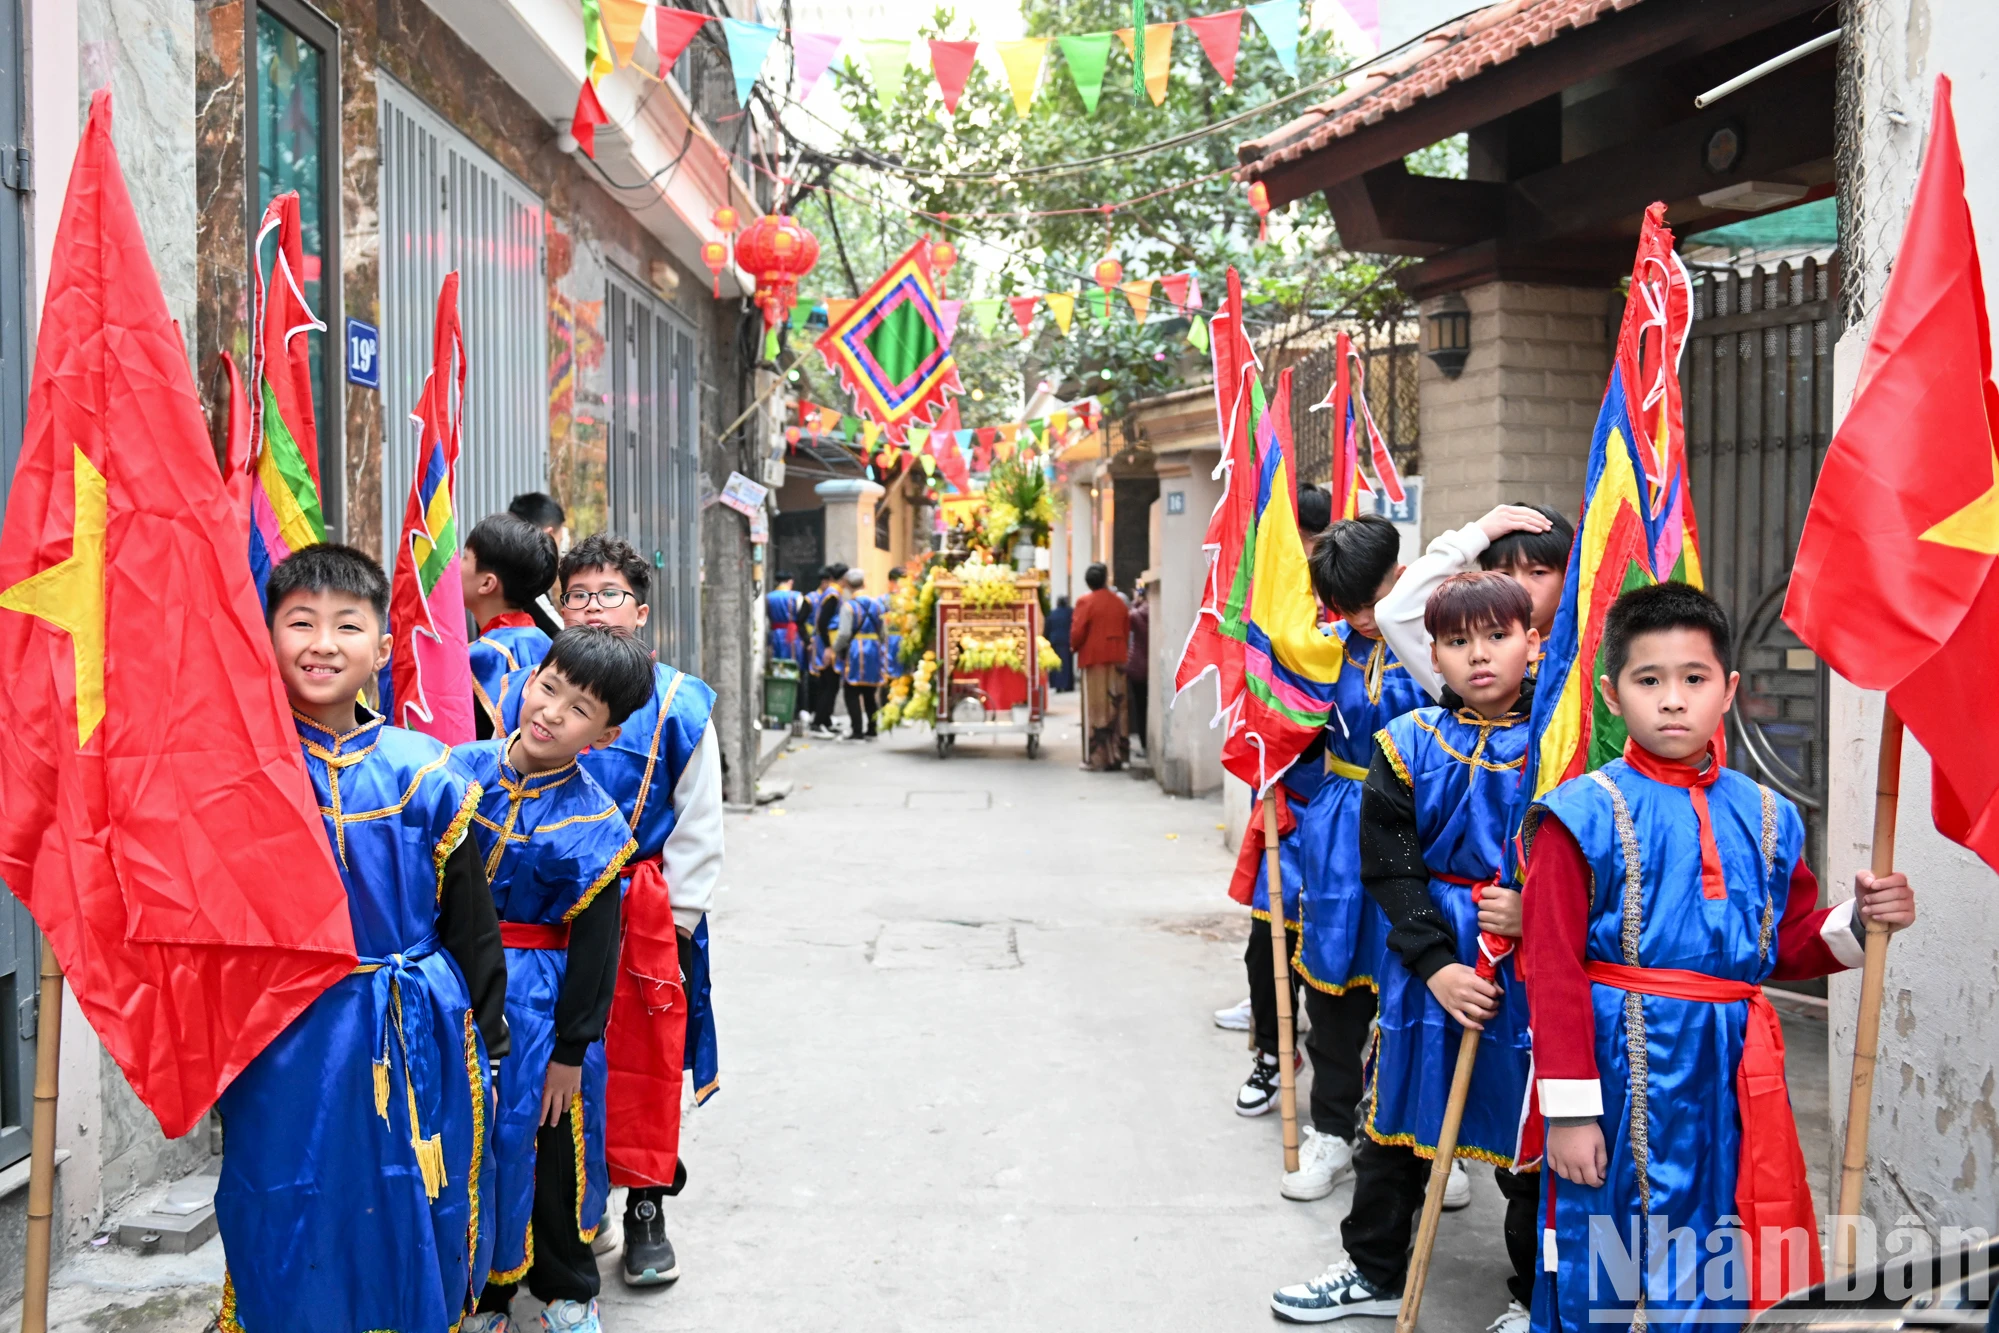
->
[346,318,380,389]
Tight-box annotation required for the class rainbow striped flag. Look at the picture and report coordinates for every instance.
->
[247,193,326,604]
[387,273,475,745]
[1513,204,1704,856]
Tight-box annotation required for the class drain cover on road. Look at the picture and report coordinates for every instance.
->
[872,921,1021,969]
[905,790,991,811]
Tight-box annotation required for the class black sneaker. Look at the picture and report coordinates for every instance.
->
[1270,1259,1401,1322]
[1235,1052,1281,1117]
[620,1195,680,1287]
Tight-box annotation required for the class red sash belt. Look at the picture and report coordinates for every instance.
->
[499,921,570,950]
[1228,789,1296,910]
[604,856,688,1190]
[1583,960,1822,1308]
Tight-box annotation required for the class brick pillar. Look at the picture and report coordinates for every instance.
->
[1416,282,1616,541]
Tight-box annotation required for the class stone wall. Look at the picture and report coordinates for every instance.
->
[1414,281,1614,540]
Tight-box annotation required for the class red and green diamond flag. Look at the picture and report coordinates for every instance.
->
[814,239,962,433]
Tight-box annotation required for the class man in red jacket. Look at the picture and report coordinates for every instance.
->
[1069,562,1130,771]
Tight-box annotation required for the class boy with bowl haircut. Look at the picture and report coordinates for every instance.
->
[1521,582,1915,1328]
[501,533,723,1289]
[1376,503,1573,703]
[1273,571,1541,1328]
[464,513,560,736]
[216,544,508,1333]
[455,627,655,1333]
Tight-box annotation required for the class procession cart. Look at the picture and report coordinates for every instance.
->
[930,568,1046,759]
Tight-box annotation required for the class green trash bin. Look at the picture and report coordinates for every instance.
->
[764,661,800,727]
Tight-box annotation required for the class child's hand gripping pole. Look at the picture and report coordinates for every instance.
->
[1397,882,1516,1333]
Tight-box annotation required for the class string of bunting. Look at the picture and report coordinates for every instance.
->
[809,266,1211,351]
[570,0,1304,147]
[786,397,1099,494]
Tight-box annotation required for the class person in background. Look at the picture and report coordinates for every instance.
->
[765,573,805,675]
[1069,563,1130,771]
[1124,586,1150,755]
[834,567,886,741]
[509,491,569,634]
[883,568,907,673]
[1046,595,1074,693]
[808,563,848,738]
[463,513,559,739]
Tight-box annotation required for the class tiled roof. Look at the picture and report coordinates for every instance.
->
[1239,0,1646,174]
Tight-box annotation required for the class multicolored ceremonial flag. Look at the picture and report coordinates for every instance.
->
[387,273,476,745]
[815,238,962,433]
[247,192,326,605]
[1512,203,1703,853]
[1313,330,1404,521]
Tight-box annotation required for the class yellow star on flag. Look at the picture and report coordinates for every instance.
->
[1919,446,1999,555]
[0,447,107,745]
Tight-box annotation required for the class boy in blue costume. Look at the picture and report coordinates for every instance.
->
[1272,572,1541,1328]
[503,534,724,1291]
[836,567,887,740]
[765,572,805,671]
[217,545,508,1333]
[464,513,559,737]
[1523,583,1914,1328]
[1259,514,1429,1208]
[457,627,655,1333]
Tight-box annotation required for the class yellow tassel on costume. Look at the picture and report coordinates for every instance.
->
[412,1133,447,1200]
[373,1060,390,1122]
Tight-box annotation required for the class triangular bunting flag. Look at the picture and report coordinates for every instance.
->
[1120,277,1154,323]
[1129,0,1146,102]
[862,39,911,108]
[977,427,998,446]
[572,78,610,158]
[601,0,649,66]
[906,426,931,452]
[582,0,614,84]
[827,298,856,325]
[721,19,781,105]
[816,407,842,434]
[791,32,843,101]
[996,39,1049,117]
[841,414,862,438]
[1058,33,1113,114]
[1009,294,1039,340]
[1139,22,1174,104]
[1116,27,1134,58]
[1184,10,1244,86]
[940,299,964,343]
[996,438,1015,461]
[998,424,1020,444]
[1247,0,1300,77]
[930,40,980,114]
[919,453,937,478]
[956,429,976,449]
[966,298,1001,336]
[1047,290,1076,336]
[1187,313,1209,352]
[1084,289,1109,323]
[1050,409,1071,438]
[1159,270,1191,311]
[653,9,712,77]
[861,420,884,449]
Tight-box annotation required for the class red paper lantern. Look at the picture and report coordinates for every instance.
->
[701,240,729,297]
[1247,180,1271,242]
[736,213,822,329]
[930,239,958,295]
[1093,256,1123,295]
[712,205,739,235]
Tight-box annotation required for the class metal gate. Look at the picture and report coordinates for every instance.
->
[605,275,701,669]
[1682,255,1839,865]
[377,75,547,559]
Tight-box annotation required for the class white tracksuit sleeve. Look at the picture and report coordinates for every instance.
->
[663,722,725,931]
[1376,522,1491,703]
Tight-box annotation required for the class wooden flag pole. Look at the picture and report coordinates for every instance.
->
[21,940,64,1333]
[1263,795,1301,1174]
[1397,1025,1481,1332]
[1832,704,1903,1275]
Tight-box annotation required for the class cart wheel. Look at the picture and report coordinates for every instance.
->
[935,733,950,759]
[1026,734,1040,759]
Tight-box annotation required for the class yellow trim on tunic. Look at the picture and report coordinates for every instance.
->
[488,1226,534,1287]
[1290,925,1378,997]
[564,838,637,923]
[571,1092,600,1243]
[1358,1020,1533,1170]
[434,782,482,902]
[1412,710,1526,772]
[462,1011,487,1283]
[629,670,687,832]
[1374,729,1412,788]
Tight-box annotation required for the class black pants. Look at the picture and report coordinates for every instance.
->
[477,1101,600,1309]
[625,931,697,1221]
[810,666,843,725]
[1244,922,1377,1141]
[844,681,877,737]
[1126,672,1148,750]
[1340,1134,1540,1305]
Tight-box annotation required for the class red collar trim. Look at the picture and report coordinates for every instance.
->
[480,610,538,635]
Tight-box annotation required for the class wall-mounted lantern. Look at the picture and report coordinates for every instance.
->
[1424,291,1471,379]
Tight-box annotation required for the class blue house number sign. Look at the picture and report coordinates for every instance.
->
[346,318,380,389]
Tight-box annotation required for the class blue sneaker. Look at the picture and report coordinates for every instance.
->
[538,1300,600,1333]
[1271,1259,1400,1323]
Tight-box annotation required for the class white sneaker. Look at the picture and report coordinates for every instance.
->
[589,1201,622,1256]
[1442,1159,1472,1210]
[461,1317,511,1333]
[1281,1126,1354,1201]
[1486,1300,1530,1333]
[538,1301,600,1333]
[1213,997,1253,1031]
[1271,1257,1400,1322]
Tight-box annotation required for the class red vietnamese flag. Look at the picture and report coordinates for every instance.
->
[1785,75,1999,871]
[0,92,355,1138]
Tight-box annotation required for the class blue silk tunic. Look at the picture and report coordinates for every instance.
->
[765,589,805,668]
[1292,625,1426,992]
[1529,761,1805,1331]
[217,712,492,1333]
[843,596,889,686]
[448,739,635,1287]
[470,622,550,732]
[1364,704,1535,1166]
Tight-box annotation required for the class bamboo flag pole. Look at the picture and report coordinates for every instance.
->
[1397,1011,1483,1330]
[1832,704,1903,1276]
[1262,794,1301,1174]
[21,940,64,1333]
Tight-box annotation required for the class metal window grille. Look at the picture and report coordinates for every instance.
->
[605,274,702,670]
[376,75,548,561]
